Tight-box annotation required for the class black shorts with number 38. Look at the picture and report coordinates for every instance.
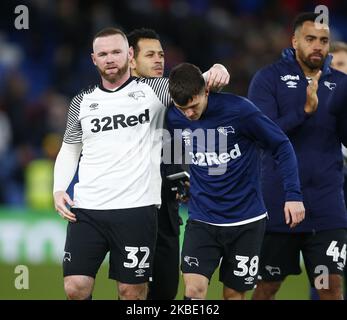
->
[181,218,266,292]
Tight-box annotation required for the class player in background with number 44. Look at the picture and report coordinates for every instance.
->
[326,41,347,299]
[249,13,347,300]
[166,63,305,300]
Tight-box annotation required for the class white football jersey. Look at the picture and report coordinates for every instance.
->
[63,77,170,210]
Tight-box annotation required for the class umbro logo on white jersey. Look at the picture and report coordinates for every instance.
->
[89,103,99,110]
[128,91,145,100]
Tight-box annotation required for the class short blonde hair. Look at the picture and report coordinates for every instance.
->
[92,27,128,46]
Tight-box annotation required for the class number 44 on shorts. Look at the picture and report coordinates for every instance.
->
[326,241,346,266]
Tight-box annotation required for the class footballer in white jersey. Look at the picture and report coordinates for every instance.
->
[63,77,170,210]
[53,28,229,300]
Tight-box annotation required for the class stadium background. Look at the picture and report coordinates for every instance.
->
[0,0,346,299]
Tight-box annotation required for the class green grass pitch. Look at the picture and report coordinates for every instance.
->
[0,263,309,300]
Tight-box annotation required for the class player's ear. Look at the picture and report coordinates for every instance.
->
[91,53,97,66]
[129,56,136,70]
[129,46,134,61]
[292,34,298,50]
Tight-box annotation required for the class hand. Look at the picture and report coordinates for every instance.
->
[176,181,190,203]
[284,201,305,228]
[53,191,76,222]
[304,70,321,114]
[206,64,230,90]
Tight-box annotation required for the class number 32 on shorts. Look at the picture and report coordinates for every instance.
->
[233,255,259,277]
[123,246,150,269]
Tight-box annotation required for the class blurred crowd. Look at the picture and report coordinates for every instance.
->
[0,0,346,209]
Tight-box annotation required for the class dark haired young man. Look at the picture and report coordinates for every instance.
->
[166,63,304,300]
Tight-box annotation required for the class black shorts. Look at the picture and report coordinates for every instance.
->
[181,218,266,292]
[259,229,347,287]
[63,205,157,284]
